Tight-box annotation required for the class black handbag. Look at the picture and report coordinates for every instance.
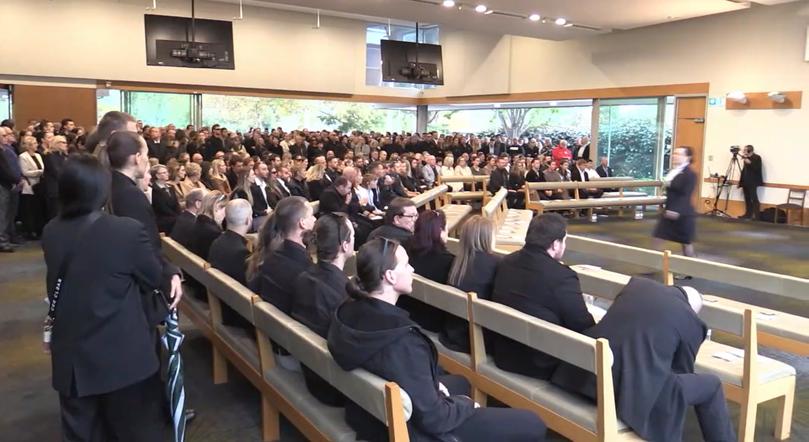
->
[143,287,171,327]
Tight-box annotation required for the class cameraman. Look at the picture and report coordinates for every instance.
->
[738,145,763,219]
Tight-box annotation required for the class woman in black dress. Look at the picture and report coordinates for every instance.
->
[653,146,697,258]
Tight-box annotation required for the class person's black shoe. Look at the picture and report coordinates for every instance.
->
[184,408,197,423]
[674,274,693,281]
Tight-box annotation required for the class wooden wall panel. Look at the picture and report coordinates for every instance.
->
[12,85,97,130]
[674,97,707,208]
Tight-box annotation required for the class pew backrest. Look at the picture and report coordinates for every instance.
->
[411,184,449,209]
[163,236,210,283]
[206,267,258,324]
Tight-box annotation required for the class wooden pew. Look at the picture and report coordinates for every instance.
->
[410,184,449,210]
[565,234,809,356]
[163,237,413,441]
[410,184,473,234]
[524,180,665,215]
[252,300,413,442]
[437,175,490,205]
[482,188,534,251]
[574,266,796,442]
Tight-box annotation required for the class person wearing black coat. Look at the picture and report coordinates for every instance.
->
[291,213,354,406]
[491,213,595,379]
[150,178,181,234]
[319,179,352,214]
[653,146,697,257]
[208,199,254,330]
[42,148,68,220]
[42,154,165,440]
[551,278,736,442]
[366,197,417,244]
[328,239,546,442]
[738,144,763,219]
[595,157,614,178]
[190,191,227,260]
[170,210,197,250]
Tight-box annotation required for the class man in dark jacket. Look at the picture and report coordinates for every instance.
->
[170,188,204,250]
[208,199,253,330]
[366,197,417,244]
[739,144,763,219]
[491,213,594,379]
[551,278,735,442]
[0,127,23,251]
[595,156,614,178]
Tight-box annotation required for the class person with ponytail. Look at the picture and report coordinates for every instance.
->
[290,212,355,406]
[328,239,545,442]
[246,196,315,315]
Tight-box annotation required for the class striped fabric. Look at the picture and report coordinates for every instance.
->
[161,310,187,442]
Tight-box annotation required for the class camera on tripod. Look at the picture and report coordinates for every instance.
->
[729,145,741,155]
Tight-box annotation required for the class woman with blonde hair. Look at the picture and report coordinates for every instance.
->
[209,158,232,194]
[18,135,46,238]
[305,162,328,201]
[176,161,208,204]
[190,190,227,259]
[442,215,499,353]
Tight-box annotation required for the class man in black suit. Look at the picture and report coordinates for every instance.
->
[488,155,522,208]
[145,126,166,162]
[319,176,353,214]
[738,144,763,219]
[570,158,603,199]
[572,136,591,160]
[226,156,243,190]
[250,161,273,221]
[208,198,254,329]
[170,188,204,250]
[552,278,735,442]
[491,213,595,379]
[595,156,614,178]
[204,126,225,161]
[274,165,293,200]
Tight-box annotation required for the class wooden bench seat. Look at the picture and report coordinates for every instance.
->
[411,184,449,210]
[483,188,534,251]
[439,203,473,234]
[438,175,490,205]
[525,180,665,214]
[538,196,666,211]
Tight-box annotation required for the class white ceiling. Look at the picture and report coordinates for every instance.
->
[227,0,801,40]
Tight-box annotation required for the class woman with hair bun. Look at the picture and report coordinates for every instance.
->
[328,239,546,442]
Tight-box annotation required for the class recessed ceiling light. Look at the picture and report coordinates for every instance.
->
[475,4,487,13]
[528,14,540,22]
[555,17,567,26]
[484,9,494,15]
[442,0,455,7]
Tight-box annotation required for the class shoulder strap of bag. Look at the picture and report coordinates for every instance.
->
[45,212,103,323]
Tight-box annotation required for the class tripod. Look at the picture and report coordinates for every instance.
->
[707,153,743,217]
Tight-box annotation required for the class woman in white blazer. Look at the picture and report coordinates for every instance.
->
[18,135,46,238]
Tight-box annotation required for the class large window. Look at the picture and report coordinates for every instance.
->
[427,101,593,139]
[96,89,122,122]
[125,92,194,127]
[201,94,416,133]
[0,89,10,122]
[365,23,439,89]
[597,97,673,181]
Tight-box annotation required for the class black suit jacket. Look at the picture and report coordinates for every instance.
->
[254,240,312,315]
[249,181,271,218]
[487,168,510,194]
[190,214,222,260]
[573,143,590,160]
[399,248,455,333]
[42,152,68,198]
[664,167,696,217]
[110,171,179,280]
[551,277,706,441]
[319,186,349,214]
[208,230,253,330]
[440,251,500,353]
[525,169,546,183]
[43,213,162,396]
[170,211,197,249]
[739,153,763,188]
[146,140,165,162]
[595,165,614,178]
[150,184,180,234]
[491,245,594,379]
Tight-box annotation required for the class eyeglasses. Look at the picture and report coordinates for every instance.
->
[399,213,418,219]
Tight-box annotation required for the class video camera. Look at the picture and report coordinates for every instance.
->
[730,145,741,155]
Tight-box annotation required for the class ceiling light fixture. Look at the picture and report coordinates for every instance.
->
[484,9,494,15]
[529,14,541,22]
[564,22,573,28]
[555,17,567,26]
[442,0,455,7]
[475,4,487,13]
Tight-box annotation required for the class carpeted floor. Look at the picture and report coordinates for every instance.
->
[1,215,807,441]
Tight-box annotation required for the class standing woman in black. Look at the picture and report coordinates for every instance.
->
[653,146,698,258]
[328,239,546,442]
[42,154,165,441]
[149,164,181,234]
[41,134,69,221]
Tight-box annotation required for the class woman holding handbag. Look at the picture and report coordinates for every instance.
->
[42,154,166,441]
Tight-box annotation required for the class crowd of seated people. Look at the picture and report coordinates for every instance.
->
[22,111,737,442]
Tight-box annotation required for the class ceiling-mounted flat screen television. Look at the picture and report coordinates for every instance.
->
[380,40,444,85]
[144,14,235,69]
